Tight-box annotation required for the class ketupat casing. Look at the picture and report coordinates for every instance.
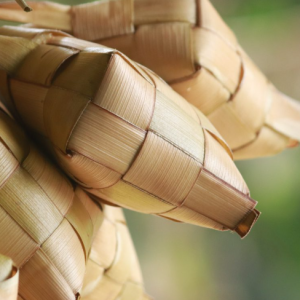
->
[0,26,259,238]
[0,108,149,300]
[0,254,19,300]
[81,207,151,300]
[0,108,98,300]
[0,0,299,159]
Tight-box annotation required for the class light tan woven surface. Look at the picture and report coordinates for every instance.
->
[0,108,149,299]
[81,206,151,300]
[0,27,259,238]
[0,0,299,159]
[0,255,19,300]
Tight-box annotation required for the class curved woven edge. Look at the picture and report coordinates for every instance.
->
[0,254,19,300]
[1,0,298,159]
[0,26,259,238]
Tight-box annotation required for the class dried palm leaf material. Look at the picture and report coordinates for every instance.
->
[82,206,152,300]
[0,106,150,300]
[0,255,19,300]
[0,27,260,238]
[0,108,103,300]
[0,0,299,159]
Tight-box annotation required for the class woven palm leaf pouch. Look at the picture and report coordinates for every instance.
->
[0,0,299,159]
[0,27,260,238]
[0,107,149,300]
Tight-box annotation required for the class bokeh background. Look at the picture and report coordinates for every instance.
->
[1,0,300,299]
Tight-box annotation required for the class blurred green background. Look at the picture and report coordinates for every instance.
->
[2,0,300,299]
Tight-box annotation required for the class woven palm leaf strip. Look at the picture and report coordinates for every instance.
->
[0,0,299,159]
[0,108,149,300]
[0,254,19,300]
[81,207,151,300]
[0,27,259,238]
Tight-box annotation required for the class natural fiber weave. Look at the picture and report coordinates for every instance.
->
[0,27,259,238]
[81,206,151,300]
[0,108,149,299]
[0,255,19,300]
[1,0,299,159]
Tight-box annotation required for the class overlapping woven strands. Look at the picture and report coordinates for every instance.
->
[0,255,19,300]
[81,207,151,300]
[0,108,149,300]
[0,27,259,238]
[0,0,299,160]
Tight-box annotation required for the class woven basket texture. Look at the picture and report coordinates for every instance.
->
[0,108,148,300]
[0,0,299,159]
[0,27,259,237]
[81,206,151,300]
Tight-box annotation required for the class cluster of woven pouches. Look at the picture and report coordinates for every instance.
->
[0,0,299,299]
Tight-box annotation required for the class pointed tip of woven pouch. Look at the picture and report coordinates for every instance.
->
[234,209,260,239]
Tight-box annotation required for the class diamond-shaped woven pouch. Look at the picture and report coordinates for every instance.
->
[0,0,299,159]
[0,28,259,238]
[0,108,149,300]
